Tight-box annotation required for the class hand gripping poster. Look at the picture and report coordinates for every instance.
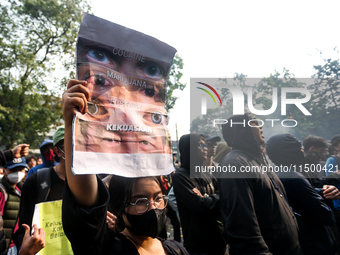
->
[72,13,177,177]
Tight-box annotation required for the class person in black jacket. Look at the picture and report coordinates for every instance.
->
[266,133,338,255]
[218,113,302,255]
[13,126,66,251]
[172,133,226,255]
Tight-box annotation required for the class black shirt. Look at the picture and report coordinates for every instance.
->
[172,169,226,254]
[14,166,64,248]
[278,171,337,255]
[62,176,188,255]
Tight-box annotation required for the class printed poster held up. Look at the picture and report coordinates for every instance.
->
[72,13,177,177]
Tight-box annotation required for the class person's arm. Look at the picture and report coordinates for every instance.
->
[0,150,13,167]
[62,80,111,254]
[172,172,219,214]
[321,185,340,200]
[0,144,29,166]
[18,224,45,255]
[62,79,98,207]
[12,144,30,159]
[289,175,335,226]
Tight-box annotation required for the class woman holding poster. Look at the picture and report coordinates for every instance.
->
[61,80,188,255]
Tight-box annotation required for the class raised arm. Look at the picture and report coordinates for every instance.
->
[0,144,29,166]
[62,79,99,207]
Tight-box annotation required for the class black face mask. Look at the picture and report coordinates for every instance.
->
[126,209,166,238]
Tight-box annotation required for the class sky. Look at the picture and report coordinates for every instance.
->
[89,0,340,140]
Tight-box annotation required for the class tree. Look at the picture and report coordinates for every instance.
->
[166,54,186,111]
[309,58,340,139]
[251,69,315,140]
[0,0,90,149]
[0,0,183,149]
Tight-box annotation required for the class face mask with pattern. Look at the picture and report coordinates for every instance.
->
[43,150,54,162]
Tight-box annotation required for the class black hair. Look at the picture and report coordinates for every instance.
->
[108,175,165,232]
[266,134,305,166]
[327,142,336,155]
[303,135,328,152]
[331,135,340,151]
[26,155,37,162]
[40,143,53,154]
[53,139,64,163]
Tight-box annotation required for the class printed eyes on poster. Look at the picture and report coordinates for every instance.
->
[72,13,177,177]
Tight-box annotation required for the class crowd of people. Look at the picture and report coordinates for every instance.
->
[0,80,340,255]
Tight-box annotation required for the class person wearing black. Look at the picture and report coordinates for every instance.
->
[202,134,221,168]
[302,135,336,188]
[13,126,66,250]
[172,133,226,255]
[218,113,302,255]
[61,79,188,255]
[266,133,337,255]
[299,136,340,201]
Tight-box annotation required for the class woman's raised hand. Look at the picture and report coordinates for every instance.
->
[62,80,90,124]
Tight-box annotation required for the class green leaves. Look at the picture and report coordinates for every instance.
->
[0,1,185,149]
[166,54,186,111]
[0,0,90,148]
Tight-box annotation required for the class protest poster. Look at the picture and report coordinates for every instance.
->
[32,200,73,255]
[72,13,177,177]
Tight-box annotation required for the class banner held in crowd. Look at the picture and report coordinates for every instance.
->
[72,13,176,177]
